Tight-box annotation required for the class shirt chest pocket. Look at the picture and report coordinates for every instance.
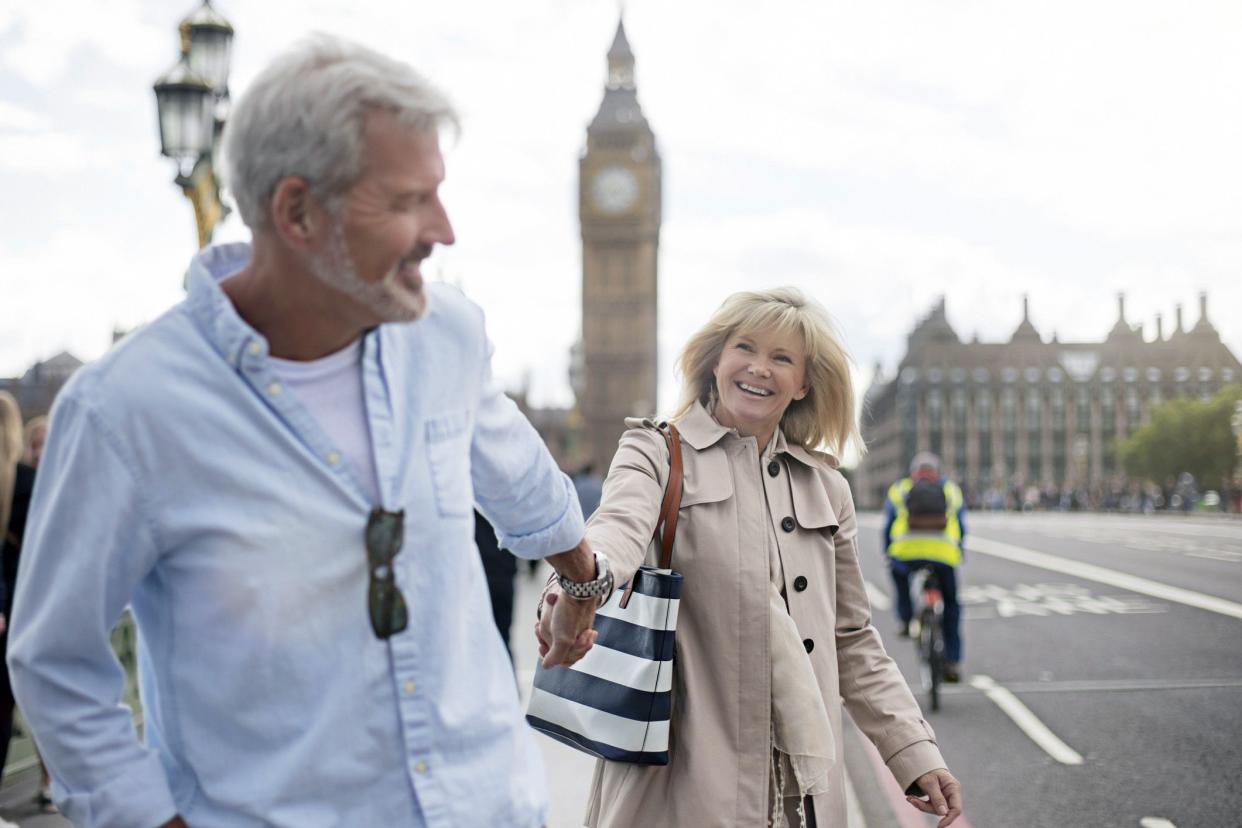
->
[425,410,474,518]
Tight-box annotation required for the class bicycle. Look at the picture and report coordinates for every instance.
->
[909,564,946,712]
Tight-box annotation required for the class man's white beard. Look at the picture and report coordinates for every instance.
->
[306,219,423,323]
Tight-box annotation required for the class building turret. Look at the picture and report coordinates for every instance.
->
[1009,295,1041,343]
[1190,291,1219,339]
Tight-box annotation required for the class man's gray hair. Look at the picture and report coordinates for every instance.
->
[909,451,941,475]
[222,33,459,230]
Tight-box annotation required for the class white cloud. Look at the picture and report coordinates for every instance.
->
[2,0,1241,416]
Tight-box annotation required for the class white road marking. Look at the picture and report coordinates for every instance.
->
[967,536,1242,621]
[970,674,1084,765]
[1139,818,1177,828]
[843,764,867,828]
[864,580,892,612]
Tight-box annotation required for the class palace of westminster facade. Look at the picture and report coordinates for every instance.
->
[852,294,1242,510]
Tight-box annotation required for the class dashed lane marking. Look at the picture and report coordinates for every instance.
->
[864,580,892,612]
[1139,819,1177,827]
[970,674,1084,765]
[843,764,866,828]
[967,536,1242,622]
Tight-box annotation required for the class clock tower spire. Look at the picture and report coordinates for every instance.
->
[578,17,662,474]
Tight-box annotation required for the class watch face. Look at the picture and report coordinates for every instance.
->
[591,166,639,214]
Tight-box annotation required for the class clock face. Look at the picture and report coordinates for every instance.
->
[591,166,639,214]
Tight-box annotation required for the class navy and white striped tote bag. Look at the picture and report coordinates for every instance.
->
[526,422,684,765]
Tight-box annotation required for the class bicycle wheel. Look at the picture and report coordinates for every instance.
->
[921,608,944,712]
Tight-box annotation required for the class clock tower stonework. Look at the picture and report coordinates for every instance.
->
[579,20,662,473]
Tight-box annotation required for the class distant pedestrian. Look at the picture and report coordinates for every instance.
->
[22,416,47,469]
[475,510,518,655]
[17,414,54,813]
[571,462,603,519]
[884,452,966,683]
[0,392,33,828]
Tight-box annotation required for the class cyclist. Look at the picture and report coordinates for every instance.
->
[884,452,966,683]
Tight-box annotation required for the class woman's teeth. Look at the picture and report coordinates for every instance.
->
[738,382,772,397]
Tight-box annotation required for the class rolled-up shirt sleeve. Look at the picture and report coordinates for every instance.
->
[468,325,584,560]
[7,395,178,828]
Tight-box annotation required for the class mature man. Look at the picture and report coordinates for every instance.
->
[8,35,610,828]
[884,452,966,682]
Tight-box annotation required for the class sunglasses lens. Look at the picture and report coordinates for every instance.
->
[366,508,409,639]
[369,579,409,639]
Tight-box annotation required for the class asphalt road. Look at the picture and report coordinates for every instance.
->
[855,511,1242,828]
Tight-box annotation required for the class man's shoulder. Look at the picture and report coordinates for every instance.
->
[424,282,484,332]
[56,305,199,418]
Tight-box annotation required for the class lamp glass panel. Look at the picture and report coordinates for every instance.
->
[156,86,213,158]
[188,28,233,90]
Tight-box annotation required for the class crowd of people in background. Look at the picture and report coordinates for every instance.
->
[966,473,1241,514]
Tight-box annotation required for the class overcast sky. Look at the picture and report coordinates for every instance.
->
[3,0,1241,413]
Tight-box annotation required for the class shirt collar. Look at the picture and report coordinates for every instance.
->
[184,242,270,366]
[676,400,838,471]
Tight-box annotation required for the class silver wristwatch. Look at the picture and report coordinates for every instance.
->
[557,551,614,602]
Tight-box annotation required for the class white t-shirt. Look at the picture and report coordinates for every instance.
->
[269,338,381,504]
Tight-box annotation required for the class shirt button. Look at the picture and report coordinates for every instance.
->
[326,451,341,466]
[402,680,416,695]
[768,461,780,477]
[414,761,428,774]
[267,382,281,396]
[793,576,808,592]
[803,638,815,653]
[781,516,796,533]
[248,342,262,356]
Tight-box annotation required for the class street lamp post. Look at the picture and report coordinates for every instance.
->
[153,1,234,249]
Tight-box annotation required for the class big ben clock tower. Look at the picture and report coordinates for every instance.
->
[579,19,661,473]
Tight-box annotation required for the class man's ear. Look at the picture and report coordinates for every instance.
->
[268,177,321,250]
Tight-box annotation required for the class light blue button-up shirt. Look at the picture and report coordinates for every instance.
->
[8,243,584,828]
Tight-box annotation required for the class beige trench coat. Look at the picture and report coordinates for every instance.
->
[582,402,945,827]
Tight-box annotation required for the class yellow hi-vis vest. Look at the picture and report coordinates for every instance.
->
[886,477,964,567]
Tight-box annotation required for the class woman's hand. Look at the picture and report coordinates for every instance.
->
[534,584,599,669]
[907,767,963,827]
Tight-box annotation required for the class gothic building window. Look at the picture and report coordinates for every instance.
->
[976,391,993,482]
[1125,386,1141,430]
[1051,388,1065,432]
[900,393,917,462]
[1076,386,1091,433]
[951,390,967,475]
[1002,389,1017,478]
[927,389,944,456]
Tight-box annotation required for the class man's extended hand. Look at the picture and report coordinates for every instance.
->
[535,586,598,669]
[907,767,963,828]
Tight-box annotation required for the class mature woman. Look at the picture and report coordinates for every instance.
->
[539,288,962,827]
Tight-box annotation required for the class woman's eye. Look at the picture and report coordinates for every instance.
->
[776,355,793,364]
[735,342,753,351]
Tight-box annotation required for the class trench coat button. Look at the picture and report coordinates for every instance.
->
[767,460,780,477]
[793,576,808,592]
[803,638,815,653]
[781,516,796,532]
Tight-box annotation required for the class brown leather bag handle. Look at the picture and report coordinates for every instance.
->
[654,422,683,570]
[619,422,683,609]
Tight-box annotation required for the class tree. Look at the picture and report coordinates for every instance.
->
[1121,386,1242,488]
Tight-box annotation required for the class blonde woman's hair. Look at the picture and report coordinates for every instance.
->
[0,391,24,542]
[672,287,865,459]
